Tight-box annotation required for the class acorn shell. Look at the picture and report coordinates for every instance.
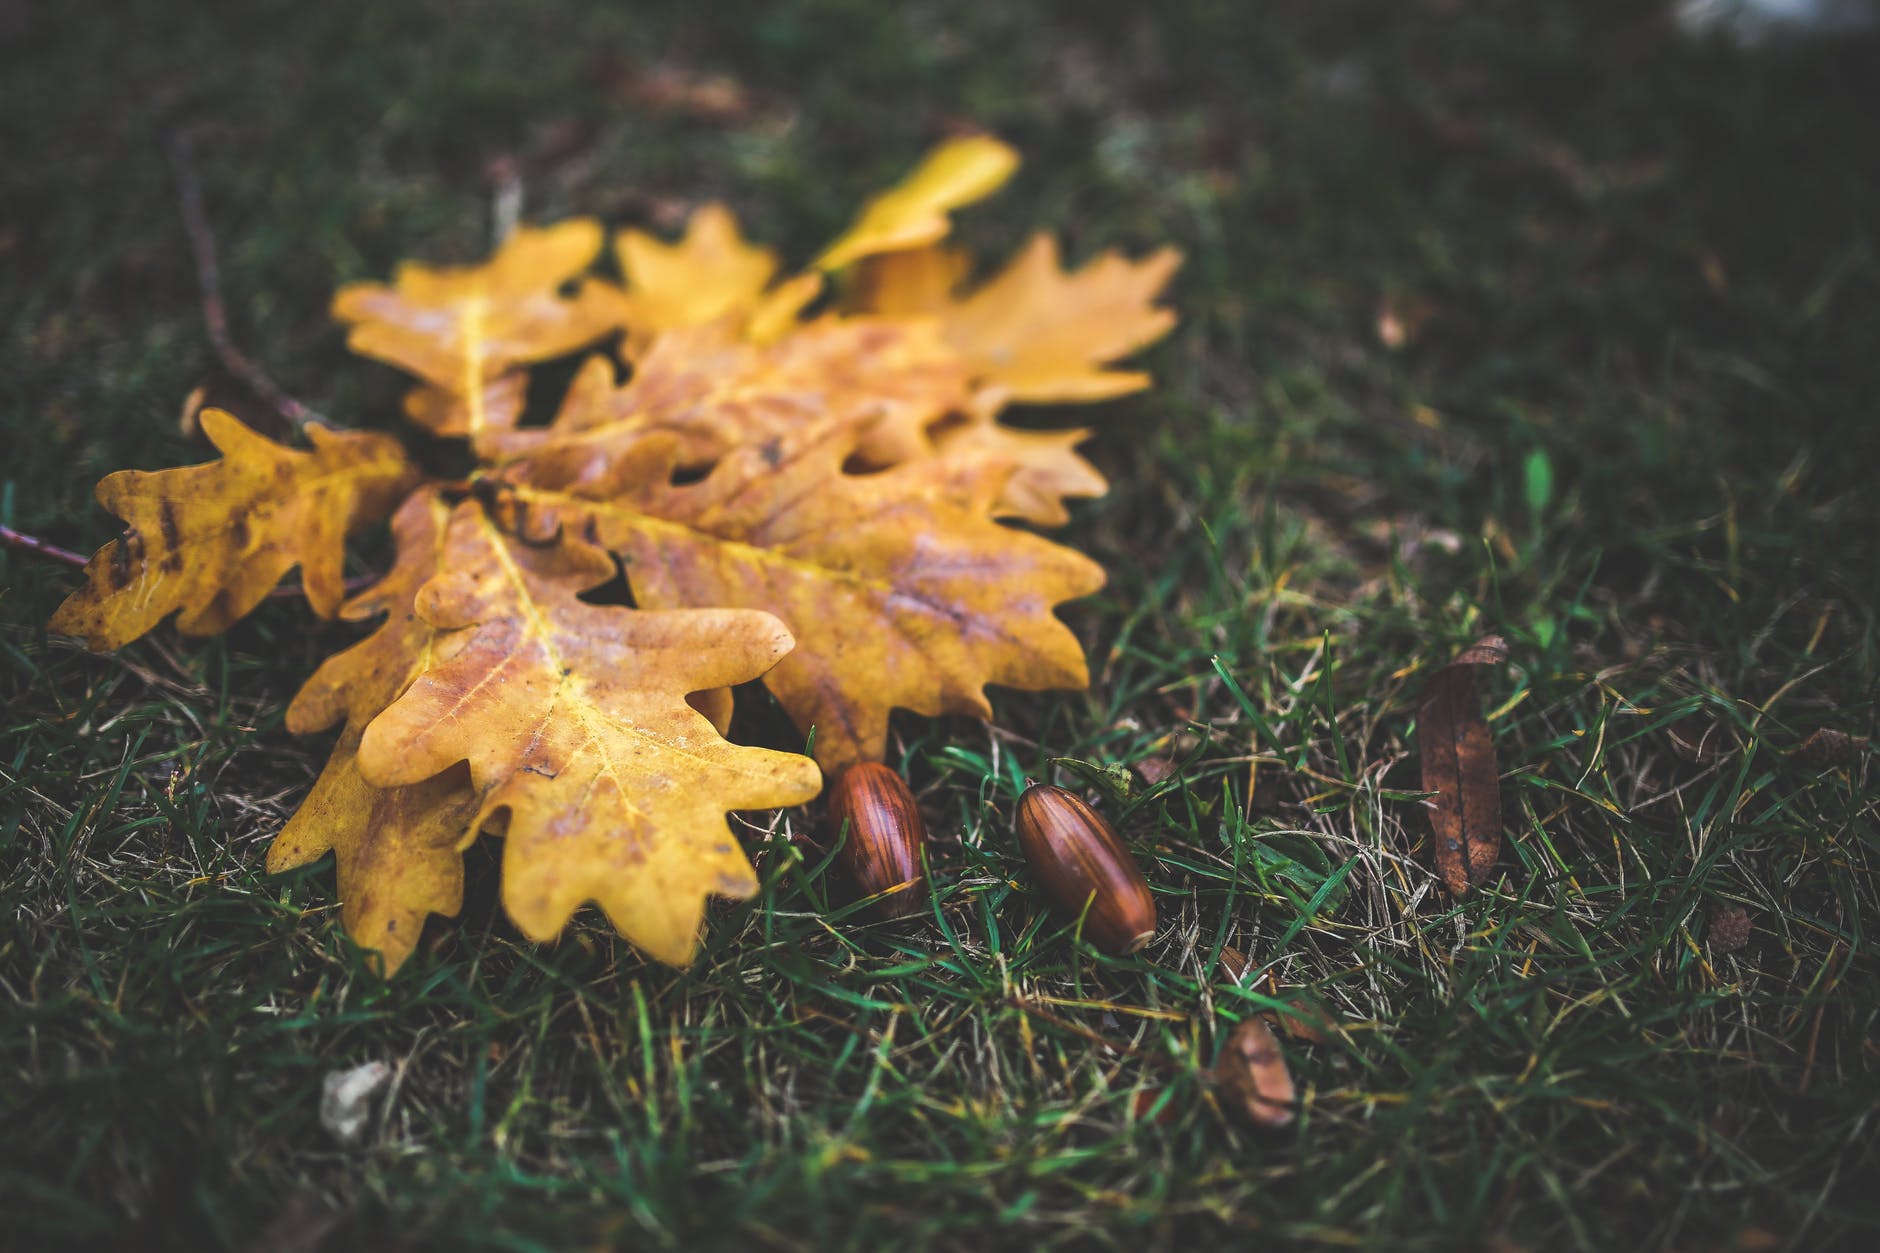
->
[1015,783,1156,954]
[827,762,928,918]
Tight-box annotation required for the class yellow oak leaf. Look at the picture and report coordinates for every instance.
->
[815,136,1019,271]
[49,408,416,650]
[401,373,528,440]
[266,490,479,975]
[612,203,779,353]
[491,317,971,476]
[519,429,1105,772]
[929,417,1107,528]
[53,136,1181,975]
[855,233,1183,402]
[354,501,823,965]
[332,221,619,437]
[744,272,827,343]
[849,244,970,316]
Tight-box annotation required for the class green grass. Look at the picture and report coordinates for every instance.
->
[4,1,1877,1247]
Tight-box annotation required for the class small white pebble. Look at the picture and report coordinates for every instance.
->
[320,1060,392,1146]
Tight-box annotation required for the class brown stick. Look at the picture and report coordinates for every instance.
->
[0,524,88,569]
[2,524,374,601]
[168,129,325,431]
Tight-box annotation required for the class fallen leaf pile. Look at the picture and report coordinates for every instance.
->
[50,137,1181,972]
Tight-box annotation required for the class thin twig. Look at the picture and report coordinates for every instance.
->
[167,128,325,431]
[0,524,88,569]
[1,523,376,601]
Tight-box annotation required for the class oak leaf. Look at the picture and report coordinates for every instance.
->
[846,235,1179,523]
[332,221,619,437]
[51,134,1181,973]
[928,410,1107,528]
[491,317,971,474]
[610,203,781,353]
[519,428,1105,771]
[815,135,1019,270]
[50,408,415,650]
[354,501,823,964]
[266,490,479,974]
[856,234,1183,402]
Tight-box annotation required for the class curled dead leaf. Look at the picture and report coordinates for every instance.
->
[1708,906,1752,954]
[1788,728,1867,771]
[353,502,824,964]
[1418,634,1508,895]
[1267,997,1333,1045]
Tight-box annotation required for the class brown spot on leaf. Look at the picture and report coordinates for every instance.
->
[109,530,143,589]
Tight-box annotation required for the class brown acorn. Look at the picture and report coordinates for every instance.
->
[826,762,928,918]
[1014,783,1157,955]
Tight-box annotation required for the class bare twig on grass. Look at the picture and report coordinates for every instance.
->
[167,128,326,431]
[0,524,89,570]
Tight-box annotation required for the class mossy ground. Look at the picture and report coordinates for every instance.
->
[3,2,1877,1248]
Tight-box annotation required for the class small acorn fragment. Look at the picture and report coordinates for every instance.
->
[1213,1016,1296,1129]
[827,762,928,918]
[1015,783,1157,955]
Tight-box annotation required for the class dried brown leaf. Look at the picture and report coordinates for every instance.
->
[1789,727,1868,770]
[1708,906,1752,955]
[1418,634,1508,895]
[853,233,1182,403]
